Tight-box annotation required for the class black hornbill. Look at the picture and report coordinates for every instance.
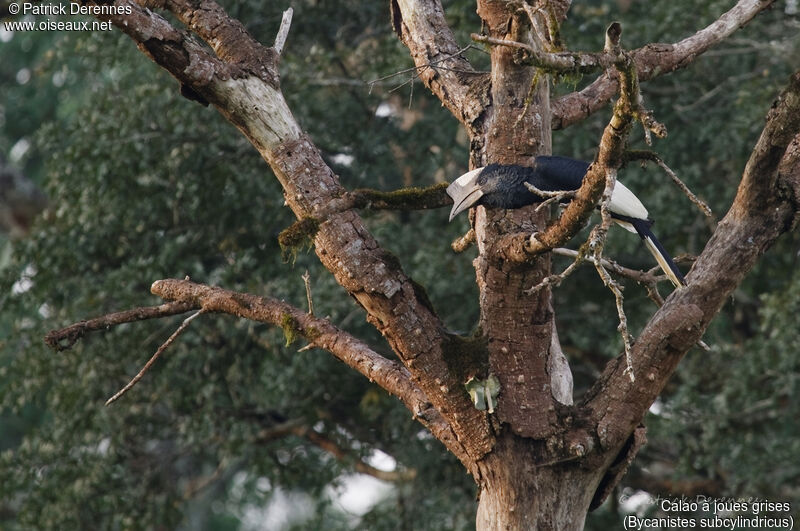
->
[446,156,686,288]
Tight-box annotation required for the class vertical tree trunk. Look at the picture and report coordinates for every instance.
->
[469,3,595,527]
[473,0,564,441]
[475,435,605,530]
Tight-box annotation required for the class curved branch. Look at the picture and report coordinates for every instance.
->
[583,71,800,459]
[147,278,470,465]
[81,0,493,465]
[44,301,196,351]
[47,277,470,465]
[254,419,417,481]
[390,0,490,132]
[293,426,417,482]
[552,0,777,129]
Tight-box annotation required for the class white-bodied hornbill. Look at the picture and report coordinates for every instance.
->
[446,156,686,287]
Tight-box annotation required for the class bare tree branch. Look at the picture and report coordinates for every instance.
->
[582,71,800,464]
[148,278,473,465]
[624,150,714,219]
[105,309,205,406]
[301,270,314,315]
[389,0,490,132]
[552,247,662,286]
[273,7,293,56]
[294,426,417,482]
[253,419,417,482]
[552,0,777,129]
[44,301,196,351]
[589,169,636,382]
[471,33,614,74]
[490,23,646,262]
[47,277,471,465]
[80,0,494,466]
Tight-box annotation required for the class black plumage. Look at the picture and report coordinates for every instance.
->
[447,156,686,287]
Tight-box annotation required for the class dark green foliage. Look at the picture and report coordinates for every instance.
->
[1,0,799,529]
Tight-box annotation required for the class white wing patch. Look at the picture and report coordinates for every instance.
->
[609,180,649,220]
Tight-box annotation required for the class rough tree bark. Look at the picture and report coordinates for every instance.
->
[45,0,799,529]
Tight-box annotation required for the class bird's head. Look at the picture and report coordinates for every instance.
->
[446,164,524,221]
[446,167,486,221]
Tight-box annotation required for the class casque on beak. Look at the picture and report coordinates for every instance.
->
[446,167,485,221]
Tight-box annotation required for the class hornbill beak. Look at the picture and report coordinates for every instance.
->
[447,168,484,222]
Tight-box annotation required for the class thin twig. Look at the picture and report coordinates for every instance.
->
[624,150,713,219]
[273,7,293,55]
[295,426,417,482]
[302,270,314,315]
[593,169,635,382]
[44,301,196,351]
[522,180,577,216]
[655,158,713,219]
[534,194,565,213]
[526,254,585,295]
[594,258,635,382]
[254,418,415,481]
[183,457,230,500]
[368,45,484,90]
[523,182,577,200]
[105,309,205,406]
[552,247,660,285]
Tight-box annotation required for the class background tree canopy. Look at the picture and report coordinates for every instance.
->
[1,0,799,529]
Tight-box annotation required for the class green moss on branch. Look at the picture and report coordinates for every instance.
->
[350,182,450,210]
[278,217,320,262]
[280,314,301,346]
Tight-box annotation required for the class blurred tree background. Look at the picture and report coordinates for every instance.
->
[1,0,798,529]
